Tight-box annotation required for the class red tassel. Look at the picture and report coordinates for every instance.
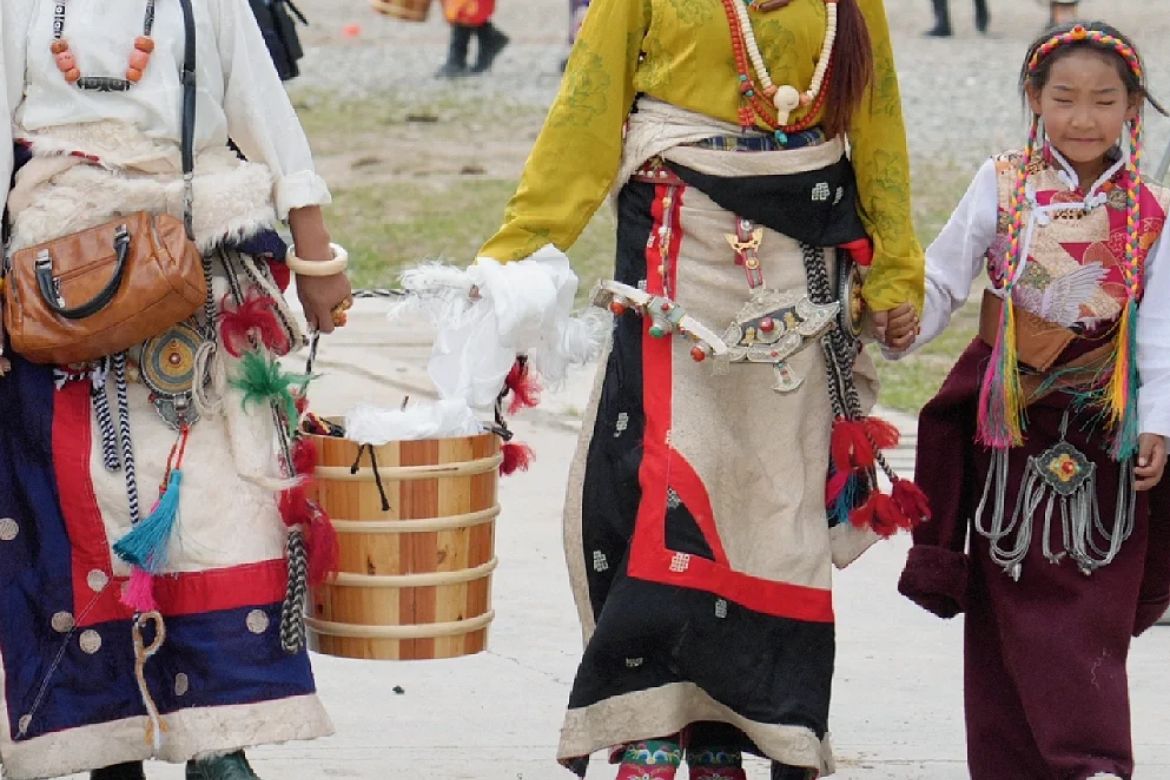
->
[831,418,878,471]
[219,291,292,357]
[505,361,542,415]
[830,419,859,473]
[863,416,901,450]
[291,437,319,478]
[891,479,932,525]
[500,441,535,476]
[850,491,914,538]
[121,567,159,613]
[279,483,314,528]
[306,507,339,586]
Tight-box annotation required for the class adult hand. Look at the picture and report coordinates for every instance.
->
[296,272,353,335]
[288,205,353,334]
[1135,433,1168,492]
[871,303,920,352]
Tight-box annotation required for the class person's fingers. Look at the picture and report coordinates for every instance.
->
[870,309,889,341]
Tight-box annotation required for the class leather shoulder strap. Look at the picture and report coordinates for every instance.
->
[178,0,197,238]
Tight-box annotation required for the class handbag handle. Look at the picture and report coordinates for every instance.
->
[35,225,132,319]
[178,0,197,240]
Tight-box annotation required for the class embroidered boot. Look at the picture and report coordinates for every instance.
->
[688,746,747,780]
[470,22,510,74]
[615,739,683,779]
[924,0,951,36]
[186,751,261,780]
[435,24,473,78]
[91,762,146,780]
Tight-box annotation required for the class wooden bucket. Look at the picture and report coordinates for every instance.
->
[306,432,501,660]
[370,0,432,22]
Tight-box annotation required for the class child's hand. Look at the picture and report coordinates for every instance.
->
[1135,433,1168,491]
[871,303,920,351]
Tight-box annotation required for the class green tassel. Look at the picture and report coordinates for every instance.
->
[229,351,311,433]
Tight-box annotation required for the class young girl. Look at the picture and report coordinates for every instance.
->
[896,22,1170,780]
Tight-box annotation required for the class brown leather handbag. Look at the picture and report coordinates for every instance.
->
[2,0,205,366]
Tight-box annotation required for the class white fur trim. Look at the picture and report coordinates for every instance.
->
[0,690,332,780]
[10,121,276,252]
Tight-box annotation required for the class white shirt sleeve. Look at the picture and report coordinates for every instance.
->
[0,0,27,211]
[1137,232,1170,437]
[888,158,998,357]
[212,0,329,217]
[920,159,998,346]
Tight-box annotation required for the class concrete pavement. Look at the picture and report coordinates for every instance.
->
[65,299,1170,779]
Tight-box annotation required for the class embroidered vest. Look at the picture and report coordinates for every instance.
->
[986,150,1170,329]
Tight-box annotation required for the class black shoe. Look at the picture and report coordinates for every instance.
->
[435,24,473,79]
[470,23,509,74]
[925,0,951,36]
[974,0,990,32]
[186,751,260,780]
[434,61,471,78]
[770,764,816,780]
[91,763,146,780]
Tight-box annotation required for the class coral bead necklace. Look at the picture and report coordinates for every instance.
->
[720,0,838,141]
[51,0,158,92]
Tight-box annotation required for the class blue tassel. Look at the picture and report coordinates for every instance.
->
[113,470,183,573]
[830,472,863,527]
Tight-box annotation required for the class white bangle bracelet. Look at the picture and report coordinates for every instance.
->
[286,243,349,276]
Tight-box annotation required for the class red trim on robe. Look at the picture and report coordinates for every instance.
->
[52,382,288,627]
[624,184,835,624]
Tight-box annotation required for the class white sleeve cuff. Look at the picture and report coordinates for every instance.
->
[274,170,332,217]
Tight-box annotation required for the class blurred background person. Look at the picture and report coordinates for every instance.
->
[926,0,990,36]
[435,0,510,78]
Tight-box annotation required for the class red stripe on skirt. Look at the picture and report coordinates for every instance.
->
[626,183,835,624]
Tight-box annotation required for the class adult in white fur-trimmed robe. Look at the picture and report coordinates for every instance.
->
[0,1,339,777]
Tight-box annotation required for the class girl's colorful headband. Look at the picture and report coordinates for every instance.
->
[1028,25,1143,81]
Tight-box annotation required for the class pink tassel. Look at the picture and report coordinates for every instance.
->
[891,479,932,525]
[121,567,159,613]
[500,442,535,476]
[505,361,542,415]
[825,470,852,505]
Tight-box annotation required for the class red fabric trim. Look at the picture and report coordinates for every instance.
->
[54,382,125,625]
[625,185,835,624]
[52,383,288,626]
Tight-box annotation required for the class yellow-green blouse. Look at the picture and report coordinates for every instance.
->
[478,0,924,312]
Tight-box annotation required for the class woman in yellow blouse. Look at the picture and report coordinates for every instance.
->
[479,1,923,778]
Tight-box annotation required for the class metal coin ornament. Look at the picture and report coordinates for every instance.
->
[721,289,839,393]
[140,322,203,429]
[837,257,866,342]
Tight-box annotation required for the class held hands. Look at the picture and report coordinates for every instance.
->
[1135,433,1168,492]
[870,302,920,352]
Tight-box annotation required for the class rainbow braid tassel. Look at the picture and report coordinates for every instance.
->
[1108,297,1141,461]
[976,296,1026,449]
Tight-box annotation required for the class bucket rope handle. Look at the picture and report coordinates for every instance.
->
[350,443,392,511]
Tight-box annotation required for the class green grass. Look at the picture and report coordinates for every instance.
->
[329,177,616,295]
[869,159,981,413]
